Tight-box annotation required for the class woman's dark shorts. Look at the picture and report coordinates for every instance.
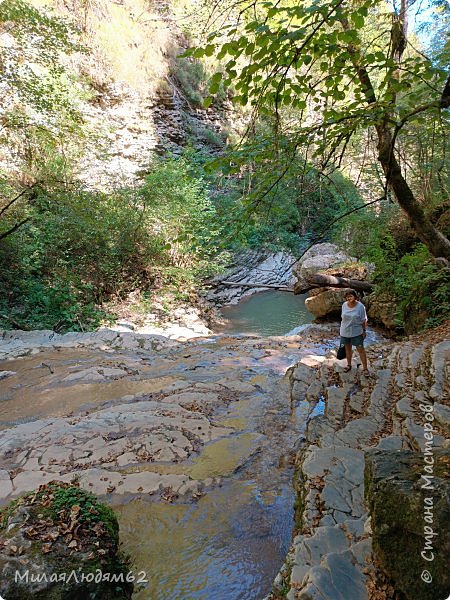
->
[340,334,364,348]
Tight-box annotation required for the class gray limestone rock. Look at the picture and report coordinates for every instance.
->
[396,397,415,419]
[350,538,372,567]
[429,341,450,401]
[433,403,450,431]
[349,391,365,413]
[292,362,317,385]
[297,550,368,600]
[376,435,405,450]
[306,415,334,444]
[403,418,445,451]
[290,526,349,585]
[206,250,296,305]
[325,386,348,424]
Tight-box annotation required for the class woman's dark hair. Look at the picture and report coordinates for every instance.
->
[345,289,358,299]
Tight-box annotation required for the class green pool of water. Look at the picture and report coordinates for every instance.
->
[219,291,313,336]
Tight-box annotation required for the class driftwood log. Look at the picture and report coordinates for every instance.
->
[217,275,373,295]
[218,281,294,292]
[294,274,373,294]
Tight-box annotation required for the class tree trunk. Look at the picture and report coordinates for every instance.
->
[377,125,450,260]
[305,274,373,292]
[340,16,450,261]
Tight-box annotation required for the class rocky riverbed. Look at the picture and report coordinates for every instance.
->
[0,325,336,598]
[273,321,449,600]
[0,322,448,599]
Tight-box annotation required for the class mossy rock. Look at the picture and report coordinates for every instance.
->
[365,449,450,600]
[0,481,133,599]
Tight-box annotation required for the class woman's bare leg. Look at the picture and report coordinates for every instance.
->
[345,343,352,368]
[356,346,368,371]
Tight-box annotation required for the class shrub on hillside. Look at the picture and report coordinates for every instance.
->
[334,205,449,332]
[0,157,228,331]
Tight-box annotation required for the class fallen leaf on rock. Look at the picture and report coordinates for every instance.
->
[41,531,59,542]
[192,491,205,499]
[24,527,40,539]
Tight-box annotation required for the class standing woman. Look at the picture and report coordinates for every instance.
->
[340,289,370,376]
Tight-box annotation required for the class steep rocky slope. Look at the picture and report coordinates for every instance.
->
[1,0,238,189]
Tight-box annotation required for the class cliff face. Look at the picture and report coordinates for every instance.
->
[1,0,236,189]
[75,77,228,189]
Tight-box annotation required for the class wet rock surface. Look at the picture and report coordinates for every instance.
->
[1,323,448,599]
[0,329,278,502]
[0,324,341,598]
[272,321,449,600]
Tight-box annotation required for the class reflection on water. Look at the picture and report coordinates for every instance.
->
[112,374,303,600]
[0,300,334,599]
[219,291,313,336]
[116,478,294,600]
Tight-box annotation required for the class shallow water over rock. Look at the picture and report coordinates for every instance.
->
[0,328,339,599]
[116,478,294,600]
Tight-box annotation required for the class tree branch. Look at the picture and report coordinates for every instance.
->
[0,189,28,218]
[0,218,31,241]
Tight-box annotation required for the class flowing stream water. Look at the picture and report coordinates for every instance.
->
[113,293,319,599]
[0,293,329,600]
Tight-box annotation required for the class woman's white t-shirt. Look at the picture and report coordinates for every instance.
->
[340,301,367,337]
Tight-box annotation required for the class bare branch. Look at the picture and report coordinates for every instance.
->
[0,218,31,241]
[0,189,29,218]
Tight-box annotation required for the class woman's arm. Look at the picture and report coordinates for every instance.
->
[361,304,368,335]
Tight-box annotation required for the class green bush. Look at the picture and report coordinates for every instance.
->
[0,156,229,331]
[140,157,225,275]
[334,205,449,331]
[392,245,449,330]
[0,185,166,330]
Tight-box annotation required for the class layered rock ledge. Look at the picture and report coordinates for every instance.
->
[205,250,296,305]
[271,322,449,599]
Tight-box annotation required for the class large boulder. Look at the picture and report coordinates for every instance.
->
[293,244,374,319]
[365,449,450,600]
[293,243,371,292]
[304,287,355,318]
[364,291,399,331]
[0,481,133,600]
